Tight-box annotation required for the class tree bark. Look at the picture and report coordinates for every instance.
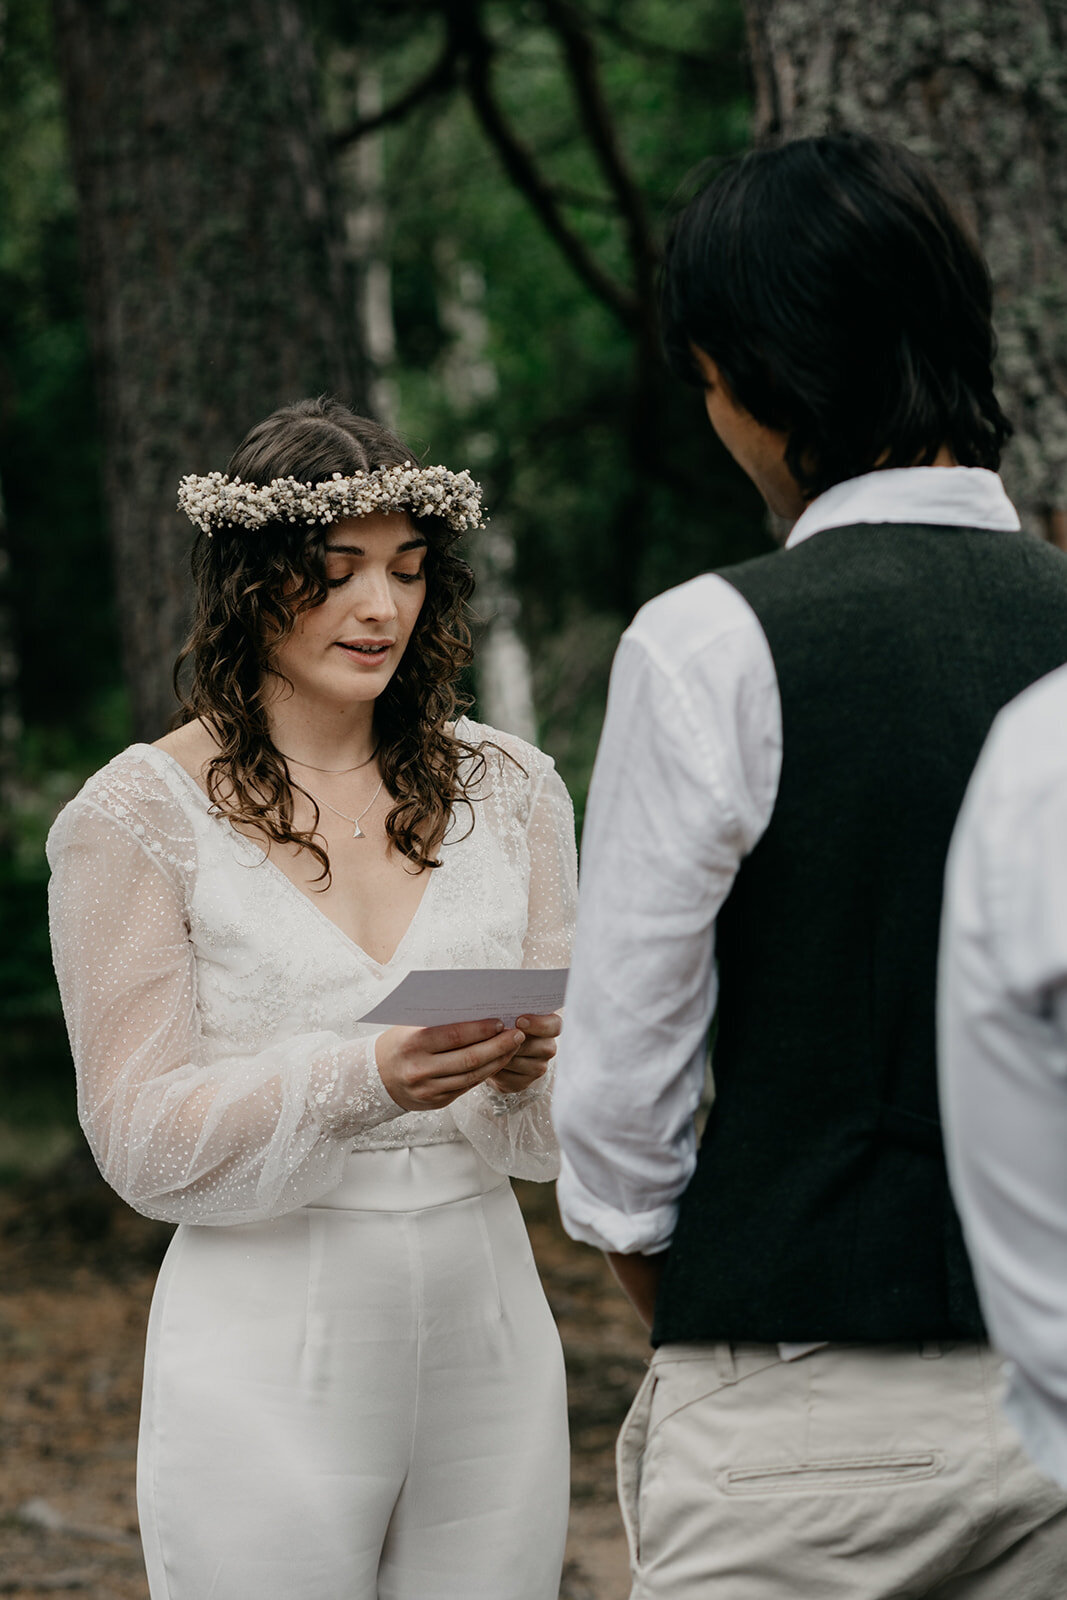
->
[0,473,23,855]
[52,0,368,738]
[744,0,1067,537]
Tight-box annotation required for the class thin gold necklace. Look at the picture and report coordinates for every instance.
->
[276,744,380,776]
[303,775,386,839]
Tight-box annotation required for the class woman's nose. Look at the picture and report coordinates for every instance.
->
[352,571,397,622]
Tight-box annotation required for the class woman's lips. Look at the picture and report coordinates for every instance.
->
[335,641,392,663]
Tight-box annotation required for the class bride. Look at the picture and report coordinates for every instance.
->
[46,397,575,1599]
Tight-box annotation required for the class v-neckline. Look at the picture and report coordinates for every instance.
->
[139,744,441,972]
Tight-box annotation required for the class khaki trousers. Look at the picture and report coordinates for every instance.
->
[618,1340,1067,1599]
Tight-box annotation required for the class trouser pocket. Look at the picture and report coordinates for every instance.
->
[718,1451,944,1496]
[617,1364,658,1572]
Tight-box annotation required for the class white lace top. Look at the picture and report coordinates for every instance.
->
[46,719,577,1226]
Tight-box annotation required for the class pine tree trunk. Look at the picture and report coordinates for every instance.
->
[744,0,1067,538]
[52,0,368,738]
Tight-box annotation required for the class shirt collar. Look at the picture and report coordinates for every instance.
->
[785,466,1021,550]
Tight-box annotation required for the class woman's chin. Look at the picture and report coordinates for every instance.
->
[319,666,397,709]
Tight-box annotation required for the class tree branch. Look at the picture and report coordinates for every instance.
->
[331,43,459,149]
[540,0,658,308]
[571,2,728,71]
[449,1,640,330]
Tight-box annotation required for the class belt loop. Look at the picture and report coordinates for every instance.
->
[714,1342,737,1383]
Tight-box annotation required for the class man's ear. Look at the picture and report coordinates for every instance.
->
[690,344,721,391]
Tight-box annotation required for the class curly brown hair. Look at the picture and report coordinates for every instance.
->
[174,396,497,881]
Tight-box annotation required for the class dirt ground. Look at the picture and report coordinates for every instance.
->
[0,1154,649,1598]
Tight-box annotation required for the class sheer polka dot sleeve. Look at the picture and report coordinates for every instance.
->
[46,796,403,1226]
[450,749,578,1181]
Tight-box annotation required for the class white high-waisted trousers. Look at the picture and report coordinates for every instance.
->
[137,1142,570,1600]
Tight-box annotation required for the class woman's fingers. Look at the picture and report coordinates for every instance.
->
[416,1017,511,1055]
[430,1029,526,1085]
[377,1016,556,1110]
[515,1013,562,1038]
[490,1062,549,1093]
[376,1020,518,1111]
[487,1020,560,1094]
[509,1037,556,1062]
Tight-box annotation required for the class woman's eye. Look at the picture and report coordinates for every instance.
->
[325,567,423,588]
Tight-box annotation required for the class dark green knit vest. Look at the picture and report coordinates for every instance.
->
[652,522,1067,1347]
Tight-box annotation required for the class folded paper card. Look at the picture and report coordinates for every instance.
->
[359,968,569,1030]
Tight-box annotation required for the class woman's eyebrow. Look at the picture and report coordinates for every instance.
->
[325,537,428,556]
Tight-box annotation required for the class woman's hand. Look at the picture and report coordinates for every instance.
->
[488,1012,561,1095]
[375,1018,526,1112]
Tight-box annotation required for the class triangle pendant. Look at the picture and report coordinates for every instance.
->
[352,823,364,839]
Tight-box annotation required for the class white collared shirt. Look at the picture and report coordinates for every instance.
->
[554,466,1021,1257]
[940,664,1067,1486]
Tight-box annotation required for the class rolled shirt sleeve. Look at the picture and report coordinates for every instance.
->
[553,575,781,1255]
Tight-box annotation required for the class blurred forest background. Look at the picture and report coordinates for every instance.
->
[1,0,1066,1591]
[3,0,1066,1173]
[1,0,766,1173]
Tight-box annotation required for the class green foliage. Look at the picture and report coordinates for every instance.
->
[0,2,130,1126]
[343,0,768,800]
[0,713,133,1131]
[0,0,124,735]
[0,0,765,1121]
[0,0,765,800]
[0,842,77,1150]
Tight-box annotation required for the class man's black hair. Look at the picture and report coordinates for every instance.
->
[661,133,1011,498]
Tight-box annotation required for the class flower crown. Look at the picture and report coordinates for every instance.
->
[177,463,485,536]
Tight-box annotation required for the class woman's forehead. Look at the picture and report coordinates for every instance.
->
[325,511,425,554]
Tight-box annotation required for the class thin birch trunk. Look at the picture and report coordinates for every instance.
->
[436,245,538,743]
[337,62,398,425]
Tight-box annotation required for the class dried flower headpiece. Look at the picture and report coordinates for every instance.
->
[177,463,485,537]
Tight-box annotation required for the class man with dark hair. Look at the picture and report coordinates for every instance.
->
[554,132,1067,1598]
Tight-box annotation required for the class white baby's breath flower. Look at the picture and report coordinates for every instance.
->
[176,464,486,537]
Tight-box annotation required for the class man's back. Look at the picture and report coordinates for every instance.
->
[554,131,1067,1598]
[658,520,1067,1344]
